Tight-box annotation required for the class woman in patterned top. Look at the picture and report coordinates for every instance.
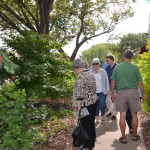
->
[72,58,98,150]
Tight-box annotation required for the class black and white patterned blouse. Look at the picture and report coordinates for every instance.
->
[72,70,98,107]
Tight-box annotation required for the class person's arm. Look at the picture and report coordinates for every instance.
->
[138,81,146,102]
[136,67,146,102]
[111,67,117,102]
[103,70,110,95]
[111,80,116,102]
[77,101,82,111]
[105,72,110,92]
[76,75,84,111]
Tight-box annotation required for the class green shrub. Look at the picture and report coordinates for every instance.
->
[137,41,150,112]
[0,83,48,150]
[1,32,74,101]
[0,82,74,150]
[0,31,75,149]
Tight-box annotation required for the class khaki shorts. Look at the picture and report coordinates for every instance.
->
[115,89,141,112]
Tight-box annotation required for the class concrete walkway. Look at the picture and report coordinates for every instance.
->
[94,113,146,150]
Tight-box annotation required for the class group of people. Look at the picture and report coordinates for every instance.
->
[72,49,145,150]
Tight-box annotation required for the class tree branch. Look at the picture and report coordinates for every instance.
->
[0,11,23,34]
[58,48,65,53]
[70,20,115,61]
[3,4,37,32]
[76,15,84,45]
[18,0,40,32]
[60,35,76,43]
[20,7,35,29]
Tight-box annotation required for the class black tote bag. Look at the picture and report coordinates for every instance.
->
[72,110,90,147]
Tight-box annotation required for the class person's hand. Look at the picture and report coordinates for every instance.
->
[111,94,116,102]
[73,107,78,111]
[141,95,146,103]
[106,91,109,96]
[78,105,82,111]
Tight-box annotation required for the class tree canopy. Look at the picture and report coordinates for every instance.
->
[0,0,135,60]
[80,43,119,65]
[118,33,148,54]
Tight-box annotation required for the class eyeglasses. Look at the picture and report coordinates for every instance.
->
[93,63,99,65]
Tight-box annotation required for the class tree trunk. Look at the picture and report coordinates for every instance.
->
[39,0,54,34]
[70,44,82,61]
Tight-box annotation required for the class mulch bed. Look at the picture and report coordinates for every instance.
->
[32,111,150,150]
[139,111,150,150]
[32,116,77,150]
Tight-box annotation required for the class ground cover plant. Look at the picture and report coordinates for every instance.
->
[0,32,75,150]
[0,81,75,150]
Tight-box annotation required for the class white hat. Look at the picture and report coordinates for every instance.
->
[92,58,100,64]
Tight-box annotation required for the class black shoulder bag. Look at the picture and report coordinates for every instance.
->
[72,110,90,147]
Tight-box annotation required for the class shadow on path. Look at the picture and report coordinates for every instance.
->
[94,114,146,150]
[110,133,143,150]
[96,117,118,138]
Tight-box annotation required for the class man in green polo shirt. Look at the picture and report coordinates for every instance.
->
[111,49,145,144]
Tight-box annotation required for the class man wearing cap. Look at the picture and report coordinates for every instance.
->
[111,50,145,144]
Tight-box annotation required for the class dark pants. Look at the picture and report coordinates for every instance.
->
[126,109,132,129]
[80,102,97,148]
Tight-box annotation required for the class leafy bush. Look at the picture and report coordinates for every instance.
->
[137,41,150,112]
[0,83,49,150]
[0,81,74,149]
[0,32,75,149]
[1,32,74,101]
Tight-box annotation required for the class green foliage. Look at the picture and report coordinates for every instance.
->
[2,32,74,100]
[0,49,19,84]
[0,32,74,149]
[55,108,74,118]
[46,108,74,121]
[38,108,74,142]
[118,33,148,54]
[0,81,74,149]
[0,83,49,150]
[0,50,19,74]
[80,43,119,65]
[137,41,150,112]
[0,0,135,59]
[0,0,135,38]
[47,120,68,137]
[53,0,134,36]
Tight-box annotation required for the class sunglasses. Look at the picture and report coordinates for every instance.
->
[93,63,99,65]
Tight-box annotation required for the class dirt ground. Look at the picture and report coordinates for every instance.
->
[32,116,76,150]
[139,111,150,150]
[32,111,150,150]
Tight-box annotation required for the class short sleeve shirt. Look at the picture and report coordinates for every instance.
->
[106,63,117,86]
[111,62,142,91]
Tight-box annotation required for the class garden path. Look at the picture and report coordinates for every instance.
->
[94,113,146,150]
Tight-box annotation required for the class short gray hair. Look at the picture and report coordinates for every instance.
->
[72,58,86,69]
[92,58,100,64]
[84,61,89,69]
[123,49,133,59]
